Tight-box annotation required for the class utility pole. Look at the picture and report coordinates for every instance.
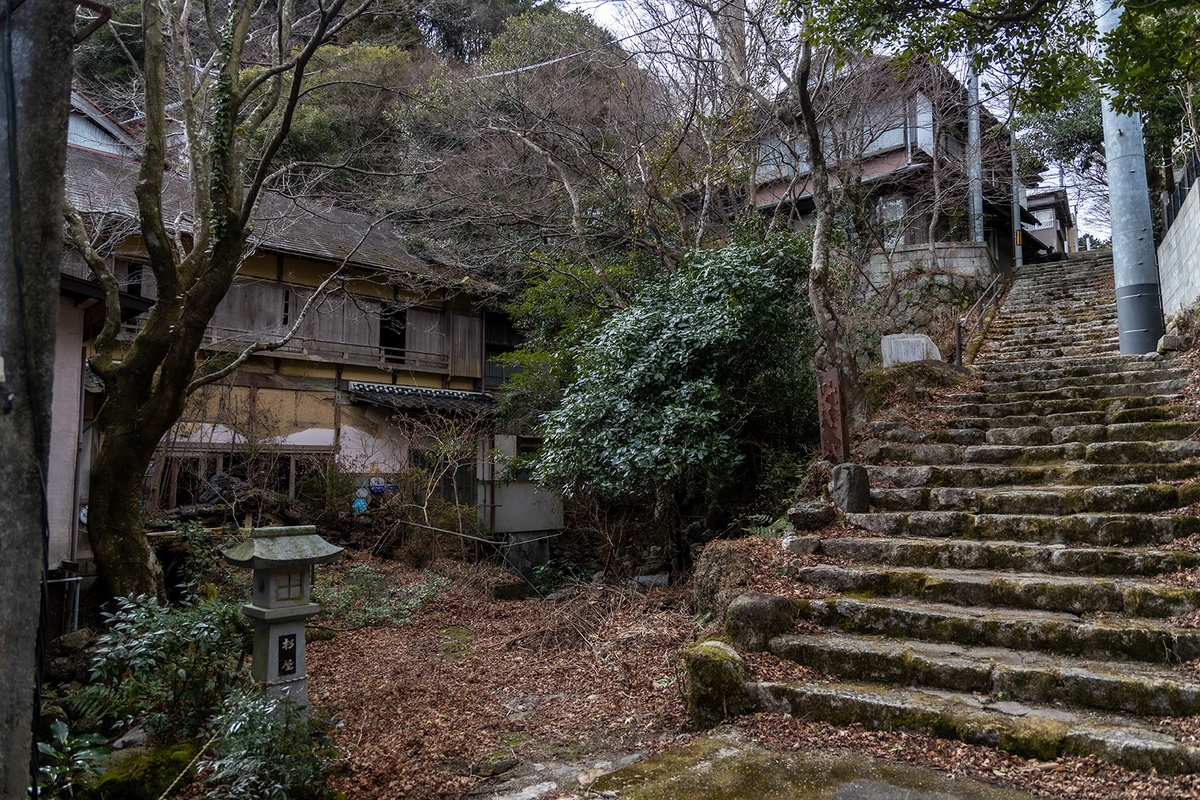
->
[1011,125,1024,270]
[1094,0,1165,354]
[967,68,984,244]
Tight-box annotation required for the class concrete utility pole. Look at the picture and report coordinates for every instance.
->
[1011,126,1024,270]
[967,69,984,244]
[1094,0,1165,354]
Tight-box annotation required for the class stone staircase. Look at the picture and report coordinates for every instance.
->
[754,252,1200,774]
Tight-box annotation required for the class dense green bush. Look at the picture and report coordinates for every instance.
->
[204,691,342,800]
[534,236,819,508]
[89,595,247,743]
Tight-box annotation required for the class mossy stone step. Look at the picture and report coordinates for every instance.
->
[846,509,1200,546]
[768,634,1200,717]
[869,482,1200,514]
[791,564,1200,617]
[946,379,1188,405]
[979,354,1164,378]
[749,680,1200,774]
[1085,439,1200,464]
[1050,420,1200,444]
[932,393,1184,419]
[792,597,1200,662]
[980,368,1188,394]
[814,536,1200,576]
[866,461,1200,488]
[869,442,1086,466]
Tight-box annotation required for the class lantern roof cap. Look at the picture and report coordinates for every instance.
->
[220,526,343,569]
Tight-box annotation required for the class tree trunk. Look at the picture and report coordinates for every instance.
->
[0,0,75,793]
[791,45,872,431]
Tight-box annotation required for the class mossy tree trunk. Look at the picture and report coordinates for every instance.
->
[0,0,75,792]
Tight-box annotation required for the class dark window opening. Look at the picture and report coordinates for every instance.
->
[380,305,407,361]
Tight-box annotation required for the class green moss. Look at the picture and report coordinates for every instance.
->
[682,640,753,728]
[89,742,199,800]
[862,361,970,412]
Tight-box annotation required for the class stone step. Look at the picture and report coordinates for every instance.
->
[978,368,1188,394]
[872,420,1200,447]
[845,509,1200,546]
[869,442,1086,466]
[768,635,1200,717]
[977,353,1165,378]
[750,680,1200,774]
[814,537,1200,577]
[791,564,1200,617]
[868,406,1191,436]
[930,393,1184,419]
[984,345,1123,362]
[945,379,1190,406]
[870,437,1200,467]
[866,460,1200,489]
[792,597,1200,662]
[868,482,1200,514]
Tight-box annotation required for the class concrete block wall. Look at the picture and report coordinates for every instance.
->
[1159,181,1200,316]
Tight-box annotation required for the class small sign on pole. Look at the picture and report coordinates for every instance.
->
[817,367,849,463]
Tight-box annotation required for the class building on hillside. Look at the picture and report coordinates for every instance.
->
[753,57,1041,280]
[1026,188,1077,255]
[48,100,560,628]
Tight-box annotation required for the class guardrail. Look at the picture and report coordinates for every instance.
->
[1165,151,1200,234]
[955,273,1004,367]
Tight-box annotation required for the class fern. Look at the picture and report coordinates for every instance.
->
[61,684,123,730]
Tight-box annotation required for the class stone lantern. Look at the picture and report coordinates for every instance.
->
[221,526,342,709]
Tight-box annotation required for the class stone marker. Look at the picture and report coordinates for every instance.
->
[881,333,942,367]
[830,463,870,513]
[221,526,342,710]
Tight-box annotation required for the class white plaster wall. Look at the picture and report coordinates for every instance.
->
[1159,183,1200,316]
[47,299,85,567]
[493,482,563,534]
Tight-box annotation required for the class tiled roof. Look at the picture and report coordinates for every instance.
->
[65,146,494,289]
[347,381,496,414]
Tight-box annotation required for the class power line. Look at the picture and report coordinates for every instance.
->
[468,10,690,81]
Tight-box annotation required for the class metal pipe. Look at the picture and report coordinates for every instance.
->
[1094,0,1165,353]
[967,69,984,243]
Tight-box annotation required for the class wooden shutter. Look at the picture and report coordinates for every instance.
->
[450,313,482,378]
[406,308,448,372]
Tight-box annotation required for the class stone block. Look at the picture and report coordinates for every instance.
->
[881,334,942,367]
[787,501,837,531]
[830,463,870,513]
[681,639,752,728]
[725,591,795,651]
[1158,334,1187,352]
[782,535,820,555]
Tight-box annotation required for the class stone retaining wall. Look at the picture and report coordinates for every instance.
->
[1159,180,1200,317]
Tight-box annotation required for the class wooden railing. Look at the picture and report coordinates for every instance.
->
[119,321,452,373]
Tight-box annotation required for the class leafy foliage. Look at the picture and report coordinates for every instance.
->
[89,595,247,742]
[312,566,449,629]
[533,236,818,506]
[33,719,111,796]
[203,691,342,800]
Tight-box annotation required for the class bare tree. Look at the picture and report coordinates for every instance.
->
[0,0,75,792]
[644,0,872,427]
[65,0,380,599]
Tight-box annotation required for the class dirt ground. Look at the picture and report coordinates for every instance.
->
[305,543,1200,800]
